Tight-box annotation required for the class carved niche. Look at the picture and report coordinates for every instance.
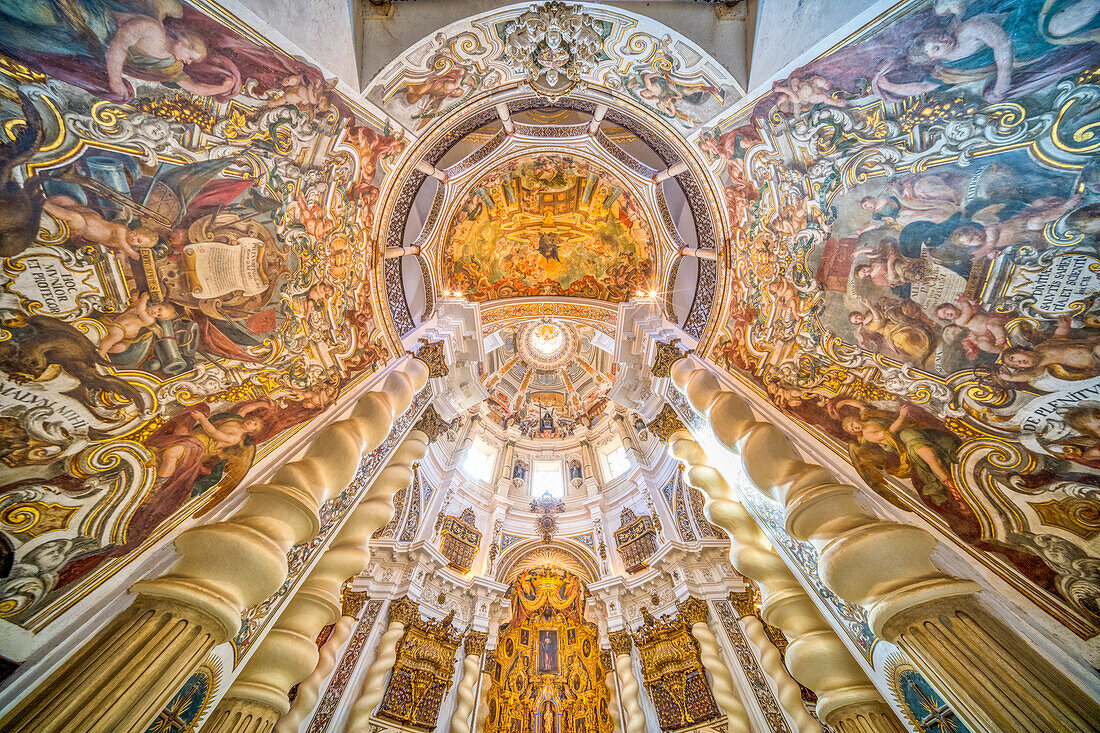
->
[377,610,464,730]
[614,507,658,573]
[633,606,720,730]
[439,507,482,573]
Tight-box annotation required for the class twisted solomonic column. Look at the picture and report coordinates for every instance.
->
[671,358,1100,733]
[608,630,646,733]
[273,593,364,733]
[677,597,751,733]
[727,591,820,733]
[474,650,495,732]
[603,653,623,733]
[0,360,428,733]
[204,432,428,732]
[449,631,488,733]
[343,597,419,731]
[668,431,902,732]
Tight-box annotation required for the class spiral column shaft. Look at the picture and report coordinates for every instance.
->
[672,357,1100,732]
[669,430,901,731]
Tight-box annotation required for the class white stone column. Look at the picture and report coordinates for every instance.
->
[677,598,751,733]
[273,593,366,733]
[448,631,487,733]
[669,430,902,733]
[728,591,821,733]
[608,631,646,733]
[205,433,427,732]
[0,359,428,733]
[343,597,418,731]
[672,357,1100,733]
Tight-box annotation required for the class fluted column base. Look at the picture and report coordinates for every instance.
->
[827,701,907,733]
[880,595,1100,733]
[202,698,281,733]
[1,598,225,733]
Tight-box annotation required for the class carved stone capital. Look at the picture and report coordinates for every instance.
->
[600,648,613,674]
[389,596,419,626]
[677,596,709,626]
[413,404,450,443]
[341,589,370,618]
[646,404,686,444]
[608,629,632,656]
[414,340,449,377]
[727,585,759,619]
[651,341,686,378]
[464,631,488,657]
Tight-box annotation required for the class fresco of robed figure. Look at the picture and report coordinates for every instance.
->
[443,154,654,303]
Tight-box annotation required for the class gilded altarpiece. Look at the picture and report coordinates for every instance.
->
[485,569,612,733]
[614,508,658,573]
[634,607,720,730]
[439,507,482,573]
[377,611,463,730]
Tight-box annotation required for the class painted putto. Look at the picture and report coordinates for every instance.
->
[700,0,1100,636]
[443,154,654,303]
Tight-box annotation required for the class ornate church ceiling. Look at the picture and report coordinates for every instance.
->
[371,2,732,353]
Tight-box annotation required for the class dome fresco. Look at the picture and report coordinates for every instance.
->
[442,154,654,303]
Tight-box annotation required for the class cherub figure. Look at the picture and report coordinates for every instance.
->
[296,194,335,239]
[266,74,334,114]
[933,296,1007,358]
[43,195,158,259]
[772,75,847,116]
[397,67,471,125]
[998,316,1100,383]
[104,4,235,101]
[98,292,177,358]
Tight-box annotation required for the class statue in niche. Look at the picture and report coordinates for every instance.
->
[541,701,557,733]
[568,458,583,484]
[513,458,528,483]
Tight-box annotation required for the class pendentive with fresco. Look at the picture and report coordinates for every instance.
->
[701,0,1100,636]
[484,569,611,733]
[0,0,400,632]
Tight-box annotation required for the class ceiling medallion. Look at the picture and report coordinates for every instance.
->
[503,1,605,101]
[516,318,579,371]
